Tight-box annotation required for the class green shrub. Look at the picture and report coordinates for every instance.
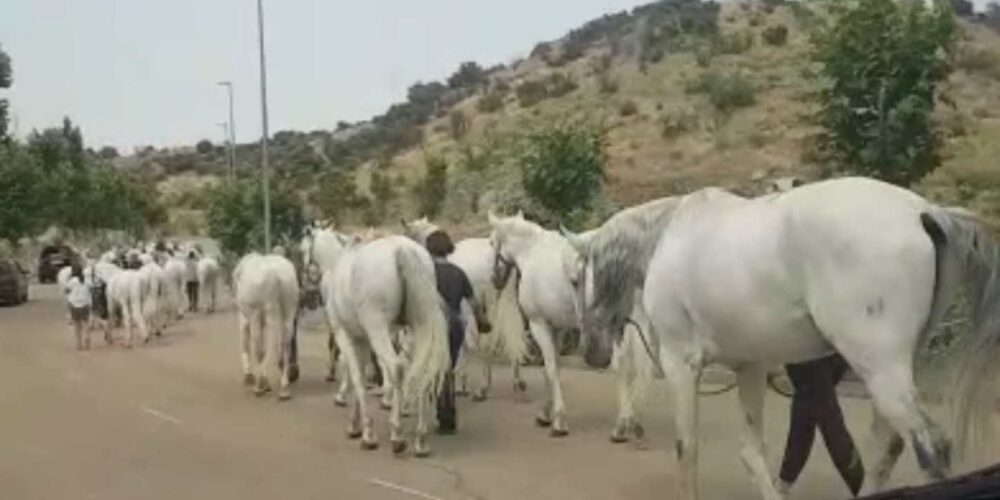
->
[661,108,699,138]
[598,72,619,94]
[686,71,757,113]
[546,72,578,98]
[762,24,789,46]
[518,122,606,227]
[477,91,505,113]
[449,109,469,139]
[516,80,548,108]
[412,152,448,218]
[714,31,754,55]
[205,179,306,256]
[619,100,639,117]
[695,45,714,67]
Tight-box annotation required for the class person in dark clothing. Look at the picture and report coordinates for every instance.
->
[777,353,865,497]
[426,230,490,435]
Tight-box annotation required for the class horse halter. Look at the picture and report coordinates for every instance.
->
[303,234,323,287]
[491,248,518,290]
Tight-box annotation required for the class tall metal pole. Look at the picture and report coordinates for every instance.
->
[217,81,237,180]
[256,0,272,251]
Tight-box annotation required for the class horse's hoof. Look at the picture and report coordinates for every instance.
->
[347,429,362,440]
[632,423,646,440]
[472,390,488,402]
[515,380,528,393]
[414,447,431,458]
[243,373,255,386]
[610,430,629,443]
[379,400,392,411]
[288,365,300,383]
[361,440,379,451]
[391,440,408,455]
[535,416,552,428]
[333,396,348,408]
[277,389,292,401]
[550,428,569,438]
[325,373,337,383]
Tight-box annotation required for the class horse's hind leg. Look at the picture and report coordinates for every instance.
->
[859,365,950,490]
[338,332,376,449]
[238,310,254,386]
[859,409,905,495]
[367,325,406,454]
[529,320,568,437]
[735,364,783,500]
[277,307,295,400]
[661,349,702,500]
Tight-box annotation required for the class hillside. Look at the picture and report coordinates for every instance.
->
[139,0,1000,236]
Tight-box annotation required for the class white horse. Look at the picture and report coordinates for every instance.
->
[401,216,528,400]
[322,235,450,456]
[138,254,170,337]
[163,256,188,319]
[107,269,149,347]
[563,177,1000,500]
[197,256,221,313]
[488,211,652,438]
[233,252,300,399]
[300,226,398,407]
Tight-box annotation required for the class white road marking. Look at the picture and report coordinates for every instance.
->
[140,406,182,425]
[367,478,446,500]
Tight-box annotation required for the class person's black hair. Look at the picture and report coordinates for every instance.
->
[426,230,455,257]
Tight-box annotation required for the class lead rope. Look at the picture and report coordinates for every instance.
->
[623,317,740,396]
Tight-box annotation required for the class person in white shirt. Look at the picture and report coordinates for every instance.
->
[63,263,93,350]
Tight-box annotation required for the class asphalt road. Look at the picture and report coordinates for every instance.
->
[0,285,953,500]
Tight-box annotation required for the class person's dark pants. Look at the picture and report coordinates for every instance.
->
[186,281,198,312]
[779,353,865,496]
[437,315,465,433]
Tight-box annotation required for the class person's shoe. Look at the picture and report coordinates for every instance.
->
[436,424,456,435]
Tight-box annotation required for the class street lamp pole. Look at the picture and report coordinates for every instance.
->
[217,81,237,180]
[256,0,272,251]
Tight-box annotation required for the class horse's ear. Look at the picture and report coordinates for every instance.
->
[515,210,525,220]
[365,227,375,241]
[335,233,351,246]
[487,210,500,227]
[400,218,410,231]
[560,225,589,254]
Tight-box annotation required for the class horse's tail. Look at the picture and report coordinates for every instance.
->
[396,245,450,407]
[920,208,1000,458]
[494,268,529,364]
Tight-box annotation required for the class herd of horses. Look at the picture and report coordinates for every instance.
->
[62,176,1000,500]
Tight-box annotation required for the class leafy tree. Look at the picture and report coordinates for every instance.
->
[310,169,364,225]
[98,146,119,159]
[0,144,45,243]
[812,0,956,187]
[0,43,11,143]
[407,81,447,107]
[196,139,213,154]
[205,179,306,256]
[518,122,606,228]
[412,151,448,218]
[447,61,487,89]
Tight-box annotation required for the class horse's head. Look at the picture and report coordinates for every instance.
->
[487,210,536,288]
[400,216,438,245]
[561,225,625,369]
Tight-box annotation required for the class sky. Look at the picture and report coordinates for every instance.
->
[0,0,657,153]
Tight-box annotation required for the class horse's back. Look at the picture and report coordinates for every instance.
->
[450,238,493,292]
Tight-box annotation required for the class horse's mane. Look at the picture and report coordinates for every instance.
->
[589,196,684,311]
